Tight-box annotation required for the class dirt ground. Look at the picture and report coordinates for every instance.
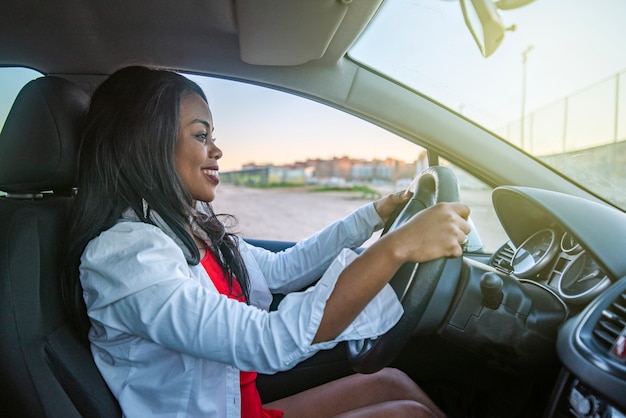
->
[212,184,508,251]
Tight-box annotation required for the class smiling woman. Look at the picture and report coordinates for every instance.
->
[60,65,469,418]
[174,91,222,205]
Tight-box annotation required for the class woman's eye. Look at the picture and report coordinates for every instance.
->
[195,133,208,144]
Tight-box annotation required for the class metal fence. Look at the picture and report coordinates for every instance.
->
[497,70,626,157]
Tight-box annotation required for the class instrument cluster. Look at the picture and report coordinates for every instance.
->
[510,228,611,304]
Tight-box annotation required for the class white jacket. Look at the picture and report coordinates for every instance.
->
[80,203,403,417]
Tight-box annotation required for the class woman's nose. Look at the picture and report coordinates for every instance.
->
[210,142,222,160]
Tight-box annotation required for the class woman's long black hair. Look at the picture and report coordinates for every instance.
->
[64,66,250,338]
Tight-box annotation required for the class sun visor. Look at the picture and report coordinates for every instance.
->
[236,0,350,66]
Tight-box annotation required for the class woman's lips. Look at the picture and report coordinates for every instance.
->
[202,168,219,185]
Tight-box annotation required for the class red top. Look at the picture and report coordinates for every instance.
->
[201,249,283,418]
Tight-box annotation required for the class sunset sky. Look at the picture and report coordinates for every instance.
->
[190,76,424,172]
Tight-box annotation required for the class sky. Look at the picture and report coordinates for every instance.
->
[189,76,424,172]
[350,0,626,154]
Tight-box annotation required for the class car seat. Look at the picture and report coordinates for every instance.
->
[0,76,121,417]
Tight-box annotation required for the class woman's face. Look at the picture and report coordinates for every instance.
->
[174,92,222,203]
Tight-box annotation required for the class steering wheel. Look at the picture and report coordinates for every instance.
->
[347,166,462,374]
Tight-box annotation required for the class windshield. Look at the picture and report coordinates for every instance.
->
[350,0,626,209]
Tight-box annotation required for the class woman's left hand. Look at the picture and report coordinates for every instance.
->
[373,191,412,225]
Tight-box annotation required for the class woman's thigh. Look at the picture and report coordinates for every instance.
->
[263,367,445,418]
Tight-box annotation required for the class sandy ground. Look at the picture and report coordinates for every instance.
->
[212,185,381,243]
[212,184,508,251]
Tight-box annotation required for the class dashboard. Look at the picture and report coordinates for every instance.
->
[489,186,626,415]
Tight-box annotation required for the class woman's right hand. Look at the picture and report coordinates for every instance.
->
[380,201,471,264]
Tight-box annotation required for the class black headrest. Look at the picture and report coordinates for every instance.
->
[0,76,89,195]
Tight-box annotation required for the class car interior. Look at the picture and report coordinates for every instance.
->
[1,0,626,417]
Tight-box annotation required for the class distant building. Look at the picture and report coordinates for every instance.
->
[221,154,423,186]
[220,163,308,185]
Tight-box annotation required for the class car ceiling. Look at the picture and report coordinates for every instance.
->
[0,0,381,76]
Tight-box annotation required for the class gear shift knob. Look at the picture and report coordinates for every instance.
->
[480,272,503,309]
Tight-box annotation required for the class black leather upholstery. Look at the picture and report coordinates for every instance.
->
[0,77,121,417]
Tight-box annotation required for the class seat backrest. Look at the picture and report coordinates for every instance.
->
[0,76,121,417]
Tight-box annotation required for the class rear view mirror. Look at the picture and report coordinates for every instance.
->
[460,0,505,58]
[460,0,535,58]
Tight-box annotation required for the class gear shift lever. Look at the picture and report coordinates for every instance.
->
[480,272,503,309]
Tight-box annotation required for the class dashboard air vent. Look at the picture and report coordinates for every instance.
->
[490,241,515,273]
[592,291,626,352]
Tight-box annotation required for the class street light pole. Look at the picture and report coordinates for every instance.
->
[520,45,533,150]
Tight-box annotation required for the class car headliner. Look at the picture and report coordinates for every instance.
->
[0,0,381,76]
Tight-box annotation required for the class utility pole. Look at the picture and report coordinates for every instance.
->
[520,45,533,150]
